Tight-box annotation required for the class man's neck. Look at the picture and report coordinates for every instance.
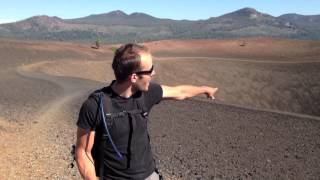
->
[111,80,137,98]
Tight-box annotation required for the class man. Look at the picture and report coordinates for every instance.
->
[75,43,218,180]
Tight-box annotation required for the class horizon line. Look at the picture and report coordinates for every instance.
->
[1,7,320,24]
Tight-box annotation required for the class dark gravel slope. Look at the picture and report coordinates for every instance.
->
[148,99,320,180]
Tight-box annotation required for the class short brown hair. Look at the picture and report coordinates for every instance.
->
[112,43,149,82]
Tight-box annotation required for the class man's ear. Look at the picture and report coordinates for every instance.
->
[130,73,138,83]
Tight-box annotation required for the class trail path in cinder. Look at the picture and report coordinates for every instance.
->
[0,64,99,179]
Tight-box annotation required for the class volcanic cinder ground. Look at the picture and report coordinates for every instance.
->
[0,37,319,180]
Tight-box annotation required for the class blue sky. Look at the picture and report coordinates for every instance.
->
[1,0,319,23]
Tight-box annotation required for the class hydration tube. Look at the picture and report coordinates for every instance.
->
[99,93,124,160]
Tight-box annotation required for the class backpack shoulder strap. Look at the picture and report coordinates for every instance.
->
[91,88,114,179]
[101,91,113,115]
[98,92,105,180]
[89,87,113,127]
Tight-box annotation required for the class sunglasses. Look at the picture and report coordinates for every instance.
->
[135,65,154,75]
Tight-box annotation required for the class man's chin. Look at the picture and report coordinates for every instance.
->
[142,84,150,91]
[141,87,149,92]
[135,83,150,92]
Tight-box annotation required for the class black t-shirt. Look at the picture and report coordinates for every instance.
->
[77,81,163,179]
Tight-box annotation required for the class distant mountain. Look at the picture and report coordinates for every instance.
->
[0,8,319,42]
[197,8,307,39]
[66,10,173,26]
[278,14,320,29]
[278,14,320,39]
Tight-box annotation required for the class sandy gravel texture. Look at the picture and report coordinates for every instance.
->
[145,38,320,61]
[29,56,320,117]
[0,38,319,179]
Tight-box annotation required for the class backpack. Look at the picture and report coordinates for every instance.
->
[70,88,163,180]
[93,91,149,179]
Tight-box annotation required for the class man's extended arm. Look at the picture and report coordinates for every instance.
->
[75,128,97,180]
[161,85,218,100]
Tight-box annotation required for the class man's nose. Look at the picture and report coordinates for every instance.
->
[151,70,156,77]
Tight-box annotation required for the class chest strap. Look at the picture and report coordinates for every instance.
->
[105,109,148,119]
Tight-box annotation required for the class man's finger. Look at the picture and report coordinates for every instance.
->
[207,95,215,99]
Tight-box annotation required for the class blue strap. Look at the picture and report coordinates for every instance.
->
[99,92,124,160]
